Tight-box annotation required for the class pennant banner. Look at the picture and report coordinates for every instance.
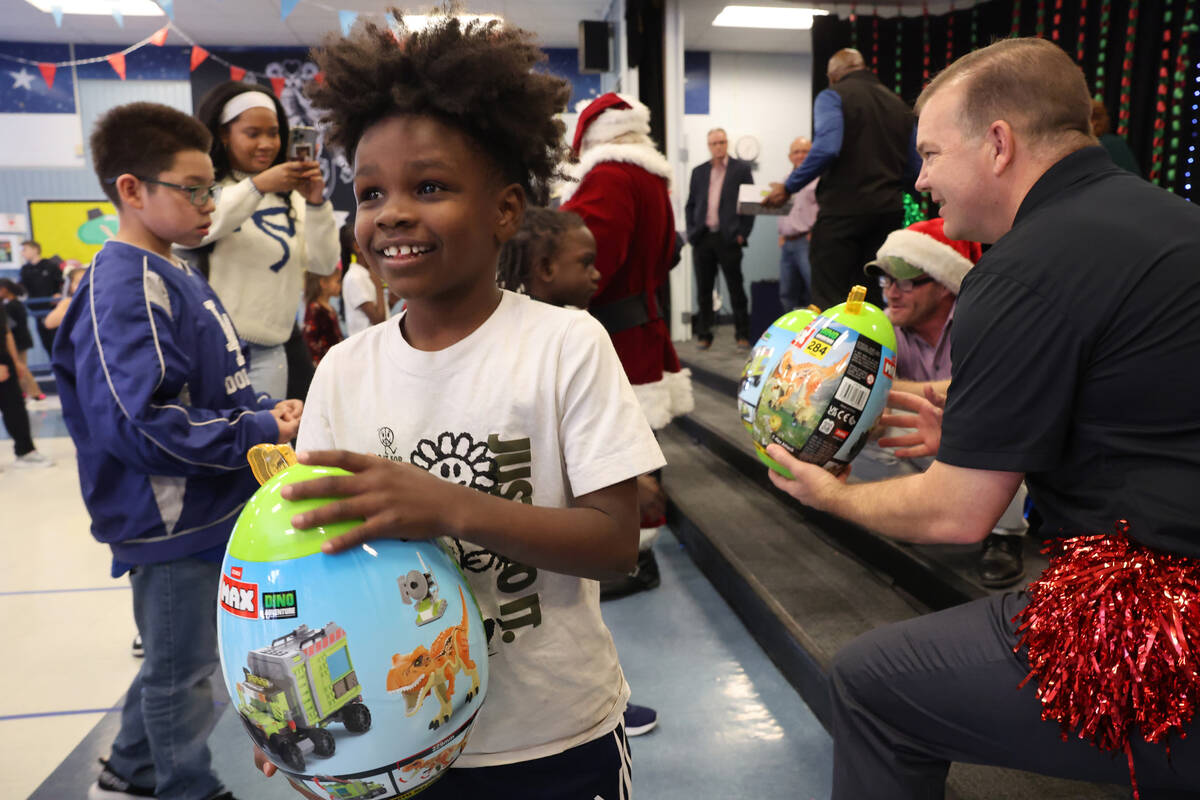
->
[149,26,170,46]
[230,65,247,81]
[157,0,174,21]
[339,10,358,36]
[107,52,126,80]
[50,5,63,27]
[112,9,124,28]
[281,0,302,21]
[38,62,56,89]
[269,76,286,97]
[190,45,209,71]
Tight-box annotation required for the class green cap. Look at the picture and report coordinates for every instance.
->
[227,463,363,562]
[863,254,926,282]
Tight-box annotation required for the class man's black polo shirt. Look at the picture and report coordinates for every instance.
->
[940,146,1200,557]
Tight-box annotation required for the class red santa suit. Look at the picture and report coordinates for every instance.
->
[562,94,693,429]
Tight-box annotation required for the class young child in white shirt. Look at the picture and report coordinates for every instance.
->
[256,11,664,799]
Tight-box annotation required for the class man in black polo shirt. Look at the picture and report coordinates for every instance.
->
[767,38,1200,797]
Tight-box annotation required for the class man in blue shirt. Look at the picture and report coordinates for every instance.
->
[764,49,919,309]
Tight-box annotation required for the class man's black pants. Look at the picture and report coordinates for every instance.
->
[692,230,749,342]
[809,210,903,309]
[0,366,34,456]
[831,591,1200,799]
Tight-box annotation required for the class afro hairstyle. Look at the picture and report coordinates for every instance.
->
[307,6,571,205]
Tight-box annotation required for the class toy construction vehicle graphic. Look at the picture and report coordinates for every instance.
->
[397,552,447,626]
[317,777,388,799]
[235,621,372,773]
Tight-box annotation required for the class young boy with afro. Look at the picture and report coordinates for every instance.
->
[258,10,663,799]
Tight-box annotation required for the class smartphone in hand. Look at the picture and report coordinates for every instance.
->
[287,125,319,162]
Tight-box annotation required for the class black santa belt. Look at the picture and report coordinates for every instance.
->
[590,292,655,335]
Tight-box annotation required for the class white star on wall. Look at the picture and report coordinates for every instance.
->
[9,69,35,90]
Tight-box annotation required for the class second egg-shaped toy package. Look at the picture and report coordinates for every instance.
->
[738,304,822,434]
[743,287,897,477]
[217,446,488,799]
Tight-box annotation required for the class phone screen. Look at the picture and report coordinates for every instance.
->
[289,127,318,162]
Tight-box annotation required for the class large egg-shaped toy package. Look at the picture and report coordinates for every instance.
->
[218,446,488,799]
[738,304,821,434]
[742,287,897,477]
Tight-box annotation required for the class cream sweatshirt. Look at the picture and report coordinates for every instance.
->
[184,175,338,346]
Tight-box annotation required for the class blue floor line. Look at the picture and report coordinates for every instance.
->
[0,586,130,596]
[0,708,121,722]
[3,699,229,723]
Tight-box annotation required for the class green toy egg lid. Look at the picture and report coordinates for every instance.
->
[822,285,897,352]
[227,463,363,562]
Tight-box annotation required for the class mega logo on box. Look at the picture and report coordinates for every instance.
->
[220,571,259,619]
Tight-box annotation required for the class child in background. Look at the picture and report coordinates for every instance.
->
[42,260,88,331]
[302,267,343,365]
[0,278,46,401]
[496,206,600,307]
[256,12,663,799]
[53,101,301,800]
[338,220,389,336]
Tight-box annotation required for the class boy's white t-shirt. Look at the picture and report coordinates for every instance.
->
[341,262,383,337]
[298,290,665,767]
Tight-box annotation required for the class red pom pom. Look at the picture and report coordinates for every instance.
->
[1015,529,1200,799]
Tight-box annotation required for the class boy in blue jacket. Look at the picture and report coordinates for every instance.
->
[53,101,301,800]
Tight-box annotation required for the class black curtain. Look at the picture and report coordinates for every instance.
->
[811,0,1197,199]
[626,0,667,153]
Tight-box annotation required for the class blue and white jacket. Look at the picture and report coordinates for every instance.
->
[53,240,280,567]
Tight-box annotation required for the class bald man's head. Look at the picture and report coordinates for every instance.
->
[788,137,812,167]
[827,48,867,83]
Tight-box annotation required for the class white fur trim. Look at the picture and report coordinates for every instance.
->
[577,94,649,149]
[632,368,694,430]
[874,229,975,294]
[560,142,674,202]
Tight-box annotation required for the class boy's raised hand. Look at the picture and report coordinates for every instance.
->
[270,402,302,444]
[282,450,461,553]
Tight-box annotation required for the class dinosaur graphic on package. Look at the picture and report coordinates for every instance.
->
[386,587,481,730]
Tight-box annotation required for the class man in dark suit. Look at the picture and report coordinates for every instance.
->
[685,128,755,349]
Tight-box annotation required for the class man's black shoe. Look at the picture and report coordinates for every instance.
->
[978,533,1025,588]
[600,549,661,600]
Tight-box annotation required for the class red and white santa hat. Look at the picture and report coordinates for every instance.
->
[864,217,982,294]
[571,92,651,155]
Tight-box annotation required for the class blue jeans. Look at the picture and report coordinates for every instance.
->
[107,558,224,800]
[246,342,287,400]
[779,236,812,311]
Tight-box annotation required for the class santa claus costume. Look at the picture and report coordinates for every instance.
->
[561,93,693,431]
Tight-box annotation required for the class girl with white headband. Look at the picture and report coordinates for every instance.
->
[183,81,339,401]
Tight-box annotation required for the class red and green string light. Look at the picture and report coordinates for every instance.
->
[1116,0,1140,137]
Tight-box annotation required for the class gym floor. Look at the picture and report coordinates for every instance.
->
[3,398,833,799]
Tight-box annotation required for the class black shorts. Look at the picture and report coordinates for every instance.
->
[417,723,631,800]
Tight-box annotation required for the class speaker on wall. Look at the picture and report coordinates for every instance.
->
[578,20,612,74]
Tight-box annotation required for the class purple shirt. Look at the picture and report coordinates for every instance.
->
[778,177,819,238]
[894,302,955,382]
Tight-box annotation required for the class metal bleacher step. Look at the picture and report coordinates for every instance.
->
[662,345,1127,800]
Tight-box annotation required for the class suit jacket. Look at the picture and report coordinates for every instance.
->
[685,157,755,246]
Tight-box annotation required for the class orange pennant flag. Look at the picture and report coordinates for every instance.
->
[313,71,324,85]
[230,65,246,81]
[38,62,56,89]
[190,46,209,71]
[107,52,126,80]
[269,76,286,97]
[149,26,169,46]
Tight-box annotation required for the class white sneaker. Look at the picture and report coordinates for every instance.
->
[14,451,53,468]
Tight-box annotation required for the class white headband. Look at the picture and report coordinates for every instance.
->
[219,91,277,125]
